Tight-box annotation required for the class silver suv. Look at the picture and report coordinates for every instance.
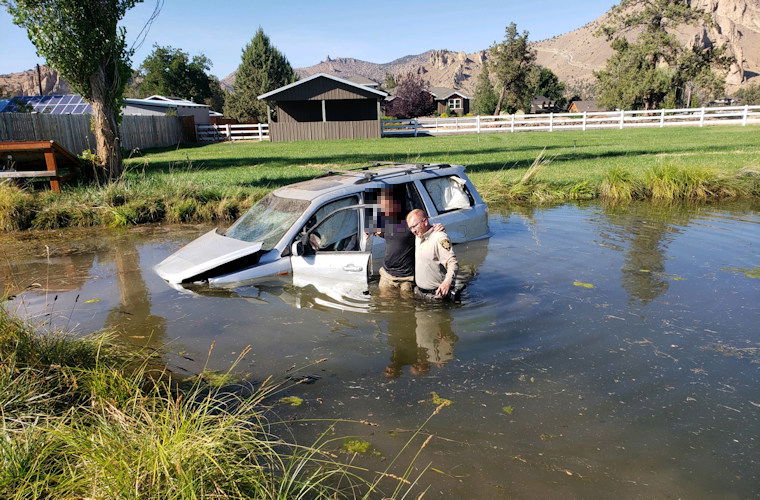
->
[155,163,490,290]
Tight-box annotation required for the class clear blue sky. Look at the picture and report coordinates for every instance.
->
[1,0,616,78]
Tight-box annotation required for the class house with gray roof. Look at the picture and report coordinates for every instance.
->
[427,87,471,115]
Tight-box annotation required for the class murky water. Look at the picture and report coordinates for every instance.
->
[2,203,758,498]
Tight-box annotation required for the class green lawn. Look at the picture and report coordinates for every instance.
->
[2,126,759,231]
[125,126,760,190]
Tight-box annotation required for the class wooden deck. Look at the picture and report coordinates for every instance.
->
[0,140,84,193]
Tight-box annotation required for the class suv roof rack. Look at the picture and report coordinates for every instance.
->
[316,162,453,184]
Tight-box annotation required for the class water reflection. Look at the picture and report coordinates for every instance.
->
[104,237,166,349]
[384,303,457,378]
[602,204,690,305]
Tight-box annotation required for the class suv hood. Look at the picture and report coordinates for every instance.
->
[155,229,263,284]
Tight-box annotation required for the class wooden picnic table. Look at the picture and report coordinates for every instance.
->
[0,140,84,193]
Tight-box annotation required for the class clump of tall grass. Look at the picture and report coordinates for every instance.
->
[0,184,37,231]
[0,307,433,498]
[478,151,596,205]
[600,165,643,201]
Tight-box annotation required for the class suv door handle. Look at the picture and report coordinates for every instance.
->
[343,264,363,272]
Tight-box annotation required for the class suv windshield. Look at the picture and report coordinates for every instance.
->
[225,193,309,249]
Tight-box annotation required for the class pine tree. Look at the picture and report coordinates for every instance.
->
[472,64,498,115]
[490,23,536,115]
[224,28,296,123]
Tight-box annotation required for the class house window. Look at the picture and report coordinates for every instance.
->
[447,98,462,110]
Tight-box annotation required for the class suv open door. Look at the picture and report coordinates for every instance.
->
[290,205,372,299]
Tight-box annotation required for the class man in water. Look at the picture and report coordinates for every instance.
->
[406,208,458,300]
[373,186,442,297]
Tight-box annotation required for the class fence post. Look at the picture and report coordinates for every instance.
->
[582,112,587,131]
[660,109,665,128]
[510,114,515,132]
[549,113,554,132]
[699,107,705,127]
[414,120,419,137]
[258,123,263,141]
[455,116,459,130]
[476,115,481,134]
[435,117,438,131]
[225,123,231,140]
[619,110,624,129]
[743,105,749,126]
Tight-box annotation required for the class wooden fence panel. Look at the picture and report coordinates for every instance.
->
[0,113,186,154]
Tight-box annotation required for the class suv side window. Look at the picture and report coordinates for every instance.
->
[306,195,359,230]
[422,176,473,213]
[307,209,361,252]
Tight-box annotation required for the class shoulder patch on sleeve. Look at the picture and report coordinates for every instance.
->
[440,238,451,250]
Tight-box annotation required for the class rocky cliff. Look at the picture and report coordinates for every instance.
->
[0,65,71,96]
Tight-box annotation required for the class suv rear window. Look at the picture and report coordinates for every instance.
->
[422,176,473,213]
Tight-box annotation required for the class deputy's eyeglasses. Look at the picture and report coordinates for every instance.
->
[409,217,427,230]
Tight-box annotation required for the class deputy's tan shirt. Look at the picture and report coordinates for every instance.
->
[414,228,458,291]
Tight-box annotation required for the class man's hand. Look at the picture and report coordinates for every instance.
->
[432,223,445,232]
[435,280,451,298]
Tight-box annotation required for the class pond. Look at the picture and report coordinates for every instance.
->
[2,202,758,497]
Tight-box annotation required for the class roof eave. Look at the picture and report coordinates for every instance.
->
[258,73,389,100]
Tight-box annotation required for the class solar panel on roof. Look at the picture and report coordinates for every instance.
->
[0,94,94,114]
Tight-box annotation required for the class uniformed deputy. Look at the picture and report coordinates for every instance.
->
[406,209,459,300]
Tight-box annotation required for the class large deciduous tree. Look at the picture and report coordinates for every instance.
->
[490,22,536,115]
[472,64,498,115]
[130,45,225,111]
[224,28,296,123]
[4,0,142,180]
[386,72,435,118]
[595,0,731,109]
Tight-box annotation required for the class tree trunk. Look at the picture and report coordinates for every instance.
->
[89,68,122,182]
[494,84,508,116]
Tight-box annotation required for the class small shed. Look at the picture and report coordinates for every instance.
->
[258,73,388,142]
[427,87,471,115]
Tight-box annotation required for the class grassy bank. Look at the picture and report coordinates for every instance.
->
[0,307,429,498]
[2,126,760,231]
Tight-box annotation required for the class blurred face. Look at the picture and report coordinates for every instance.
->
[379,190,402,216]
[407,212,430,237]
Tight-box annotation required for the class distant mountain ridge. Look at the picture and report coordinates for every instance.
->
[5,0,760,99]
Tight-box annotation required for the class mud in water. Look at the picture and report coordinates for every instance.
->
[2,202,758,497]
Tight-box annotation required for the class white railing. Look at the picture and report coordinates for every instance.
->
[197,123,269,142]
[382,105,760,137]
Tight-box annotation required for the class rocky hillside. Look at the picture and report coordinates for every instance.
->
[0,65,71,96]
[289,0,760,95]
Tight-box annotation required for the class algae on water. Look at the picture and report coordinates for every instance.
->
[279,396,304,407]
[723,266,760,278]
[573,281,595,288]
[430,392,453,406]
[342,439,373,454]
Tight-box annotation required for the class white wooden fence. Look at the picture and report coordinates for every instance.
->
[197,123,269,142]
[382,105,760,137]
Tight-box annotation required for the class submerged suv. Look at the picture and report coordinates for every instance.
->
[155,163,490,290]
